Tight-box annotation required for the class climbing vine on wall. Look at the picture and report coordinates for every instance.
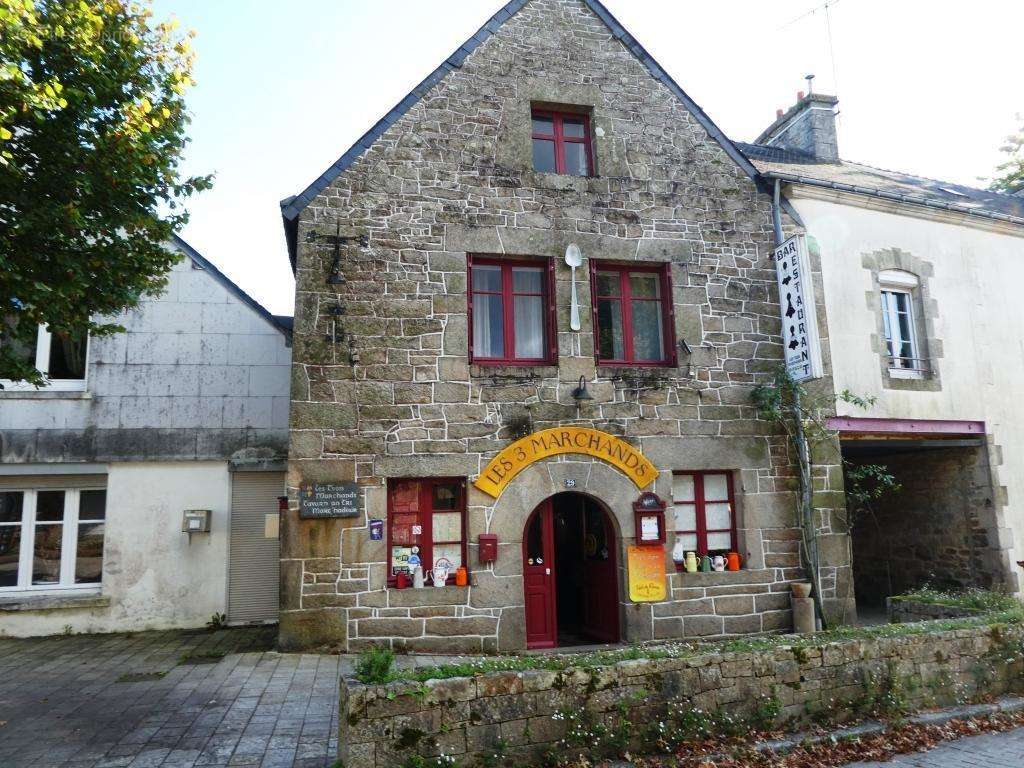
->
[751,366,900,626]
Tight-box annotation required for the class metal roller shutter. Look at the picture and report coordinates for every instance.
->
[228,471,282,624]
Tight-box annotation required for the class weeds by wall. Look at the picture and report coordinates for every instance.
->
[339,620,1024,767]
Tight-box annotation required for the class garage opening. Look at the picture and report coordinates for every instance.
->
[843,436,1008,618]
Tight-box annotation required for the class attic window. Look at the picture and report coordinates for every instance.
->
[531,109,592,177]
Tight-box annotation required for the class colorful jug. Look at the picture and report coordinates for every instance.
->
[684,551,698,573]
[726,551,742,571]
[712,555,726,572]
[455,566,468,587]
[700,555,712,573]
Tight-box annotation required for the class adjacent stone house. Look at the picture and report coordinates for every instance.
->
[741,93,1023,612]
[0,237,291,636]
[278,0,852,652]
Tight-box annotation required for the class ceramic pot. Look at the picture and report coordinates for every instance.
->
[412,565,424,589]
[791,582,813,599]
[455,566,468,587]
[712,555,726,572]
[684,551,698,573]
[671,538,686,567]
[725,551,741,571]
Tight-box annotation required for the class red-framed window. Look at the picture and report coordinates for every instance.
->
[387,478,466,586]
[468,256,557,365]
[531,109,593,176]
[590,262,676,366]
[671,471,738,557]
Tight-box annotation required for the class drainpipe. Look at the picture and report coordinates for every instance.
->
[771,179,826,630]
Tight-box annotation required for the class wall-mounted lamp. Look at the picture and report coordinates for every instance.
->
[571,375,593,402]
[678,337,692,356]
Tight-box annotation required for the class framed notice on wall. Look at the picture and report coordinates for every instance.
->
[298,483,361,519]
[773,235,823,382]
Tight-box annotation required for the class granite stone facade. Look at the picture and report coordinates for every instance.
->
[281,0,852,650]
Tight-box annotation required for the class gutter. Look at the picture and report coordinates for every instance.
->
[761,170,1024,229]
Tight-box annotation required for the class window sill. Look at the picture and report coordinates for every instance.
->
[887,368,926,380]
[670,569,773,587]
[470,364,559,380]
[0,389,91,400]
[386,584,470,607]
[0,592,109,612]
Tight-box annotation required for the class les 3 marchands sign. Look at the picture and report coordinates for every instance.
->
[473,427,658,498]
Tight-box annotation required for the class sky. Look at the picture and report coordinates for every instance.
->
[152,0,1024,316]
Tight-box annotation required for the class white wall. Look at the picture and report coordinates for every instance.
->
[795,196,1024,582]
[0,251,291,437]
[0,461,231,637]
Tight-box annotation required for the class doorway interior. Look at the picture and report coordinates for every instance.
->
[523,492,619,649]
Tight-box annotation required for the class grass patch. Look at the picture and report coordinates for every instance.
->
[355,644,395,684]
[365,609,1024,684]
[891,587,1020,614]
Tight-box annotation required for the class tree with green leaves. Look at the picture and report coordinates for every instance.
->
[989,115,1024,196]
[0,0,211,385]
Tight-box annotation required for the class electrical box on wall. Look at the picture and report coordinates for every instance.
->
[478,533,498,563]
[181,509,211,534]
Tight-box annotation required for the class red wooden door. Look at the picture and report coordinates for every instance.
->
[523,500,557,649]
[582,508,620,643]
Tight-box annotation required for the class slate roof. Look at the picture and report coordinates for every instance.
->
[280,0,775,269]
[171,235,292,338]
[738,142,1024,227]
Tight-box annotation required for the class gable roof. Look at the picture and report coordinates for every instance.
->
[280,0,774,268]
[738,142,1024,229]
[171,235,292,338]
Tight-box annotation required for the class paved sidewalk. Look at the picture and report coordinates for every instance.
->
[844,725,1024,767]
[0,627,340,768]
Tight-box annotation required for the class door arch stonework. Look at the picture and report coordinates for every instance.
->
[471,455,645,650]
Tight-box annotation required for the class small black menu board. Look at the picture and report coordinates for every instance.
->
[299,483,361,519]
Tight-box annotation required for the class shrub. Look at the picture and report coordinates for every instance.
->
[355,644,395,684]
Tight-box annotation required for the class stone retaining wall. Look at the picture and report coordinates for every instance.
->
[888,597,980,623]
[339,622,1024,767]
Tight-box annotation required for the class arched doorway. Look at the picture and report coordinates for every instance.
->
[523,492,620,649]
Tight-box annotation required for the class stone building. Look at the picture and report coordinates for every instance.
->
[741,92,1023,612]
[0,237,291,636]
[278,0,853,652]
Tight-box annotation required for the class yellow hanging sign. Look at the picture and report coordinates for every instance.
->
[473,427,658,498]
[627,545,667,602]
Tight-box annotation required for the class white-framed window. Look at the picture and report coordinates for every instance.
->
[878,270,923,379]
[0,325,89,391]
[0,488,106,592]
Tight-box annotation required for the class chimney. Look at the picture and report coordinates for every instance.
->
[754,91,839,163]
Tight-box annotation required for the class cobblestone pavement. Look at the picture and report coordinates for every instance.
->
[843,726,1024,767]
[0,627,339,768]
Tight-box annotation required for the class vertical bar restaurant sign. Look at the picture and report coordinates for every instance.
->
[627,545,667,602]
[773,235,823,382]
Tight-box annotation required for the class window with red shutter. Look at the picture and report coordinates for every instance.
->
[531,109,593,177]
[590,262,675,366]
[468,256,556,366]
[387,478,467,586]
[671,471,738,556]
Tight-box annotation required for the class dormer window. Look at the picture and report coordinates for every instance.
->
[531,109,592,176]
